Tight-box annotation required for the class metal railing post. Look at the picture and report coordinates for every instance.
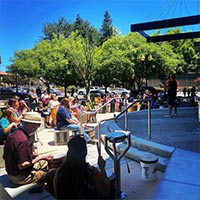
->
[81,98,152,152]
[148,101,152,139]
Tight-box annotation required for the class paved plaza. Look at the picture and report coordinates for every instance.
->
[0,103,199,199]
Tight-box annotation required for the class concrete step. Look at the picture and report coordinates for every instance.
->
[130,135,175,158]
[102,133,174,172]
[100,120,175,172]
[117,143,169,172]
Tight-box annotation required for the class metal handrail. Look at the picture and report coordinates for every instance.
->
[79,97,122,128]
[79,98,152,153]
[97,99,152,153]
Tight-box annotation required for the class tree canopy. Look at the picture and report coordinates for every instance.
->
[8,11,200,96]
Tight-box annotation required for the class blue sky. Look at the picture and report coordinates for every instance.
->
[0,0,199,71]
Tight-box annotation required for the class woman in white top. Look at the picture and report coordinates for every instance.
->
[48,93,60,127]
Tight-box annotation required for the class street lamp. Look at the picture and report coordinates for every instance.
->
[140,54,153,88]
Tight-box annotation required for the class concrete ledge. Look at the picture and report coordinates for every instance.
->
[131,136,175,158]
[0,174,55,199]
[118,143,169,172]
[154,148,200,199]
[99,120,172,171]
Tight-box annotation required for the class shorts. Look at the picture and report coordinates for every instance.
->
[168,96,176,107]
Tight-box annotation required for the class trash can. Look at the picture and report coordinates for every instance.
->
[140,154,158,182]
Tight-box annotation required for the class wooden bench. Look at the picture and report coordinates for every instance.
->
[54,129,74,145]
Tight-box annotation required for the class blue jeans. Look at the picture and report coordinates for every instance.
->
[60,124,91,142]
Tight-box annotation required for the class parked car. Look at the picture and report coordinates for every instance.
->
[76,89,105,101]
[110,88,130,96]
[49,88,63,96]
[99,87,112,94]
[90,90,105,101]
[0,87,29,100]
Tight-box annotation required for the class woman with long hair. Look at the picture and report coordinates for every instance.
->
[54,136,111,199]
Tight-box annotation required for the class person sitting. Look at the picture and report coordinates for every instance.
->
[53,135,111,199]
[56,98,94,144]
[80,100,95,123]
[0,109,18,145]
[36,101,50,128]
[7,98,27,131]
[3,112,55,190]
[18,100,30,115]
[68,96,80,120]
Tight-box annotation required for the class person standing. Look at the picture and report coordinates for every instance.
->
[48,94,60,128]
[41,90,50,107]
[183,87,187,97]
[165,74,178,117]
[28,88,38,111]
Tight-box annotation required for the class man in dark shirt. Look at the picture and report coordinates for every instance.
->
[3,112,54,186]
[165,75,178,117]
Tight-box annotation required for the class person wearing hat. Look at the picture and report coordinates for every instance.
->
[3,112,55,187]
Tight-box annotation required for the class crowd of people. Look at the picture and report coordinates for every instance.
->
[0,79,198,198]
[0,87,98,145]
[2,111,111,199]
[0,81,198,146]
[0,88,113,199]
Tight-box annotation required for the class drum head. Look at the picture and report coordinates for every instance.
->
[53,152,66,160]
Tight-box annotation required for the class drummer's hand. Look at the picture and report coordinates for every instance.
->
[32,152,38,158]
[11,122,18,128]
[40,154,53,161]
[98,156,106,170]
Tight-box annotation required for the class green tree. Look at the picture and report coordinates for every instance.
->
[154,28,200,75]
[10,49,41,77]
[42,15,100,45]
[34,34,79,94]
[42,17,73,40]
[73,14,101,45]
[100,10,114,45]
[65,32,98,99]
[94,34,135,90]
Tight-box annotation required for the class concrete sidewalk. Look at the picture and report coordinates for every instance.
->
[33,112,163,200]
[2,105,199,199]
[117,106,200,153]
[1,105,199,199]
[0,111,163,200]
